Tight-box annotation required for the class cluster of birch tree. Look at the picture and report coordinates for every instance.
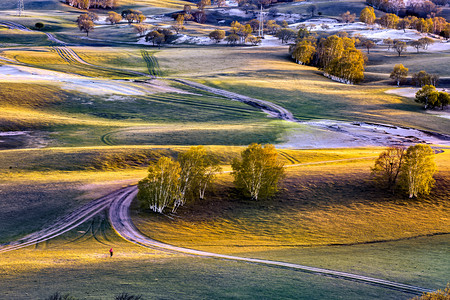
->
[138,144,286,213]
[290,31,366,84]
[65,0,117,9]
[138,146,221,213]
[372,144,437,198]
[366,0,445,17]
[360,5,449,38]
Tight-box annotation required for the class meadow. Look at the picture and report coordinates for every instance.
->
[0,0,449,298]
[0,147,448,299]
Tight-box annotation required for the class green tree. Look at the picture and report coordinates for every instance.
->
[400,144,436,199]
[232,143,285,200]
[225,33,239,45]
[138,157,181,213]
[415,85,438,109]
[412,70,436,87]
[360,7,376,25]
[323,37,366,84]
[371,147,405,192]
[437,91,450,110]
[390,64,408,86]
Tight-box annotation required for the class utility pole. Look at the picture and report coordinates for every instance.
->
[258,4,264,38]
[18,0,24,17]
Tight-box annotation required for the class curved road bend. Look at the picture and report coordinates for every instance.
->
[109,186,434,296]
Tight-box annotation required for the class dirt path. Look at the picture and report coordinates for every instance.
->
[170,79,450,147]
[0,187,135,253]
[108,185,433,296]
[170,78,297,121]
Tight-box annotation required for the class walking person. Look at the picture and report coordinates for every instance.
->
[109,248,113,257]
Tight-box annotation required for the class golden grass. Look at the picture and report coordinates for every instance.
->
[133,149,450,254]
[1,48,68,66]
[0,235,173,277]
[0,82,64,108]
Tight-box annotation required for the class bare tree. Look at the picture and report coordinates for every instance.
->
[372,147,405,192]
[393,40,407,56]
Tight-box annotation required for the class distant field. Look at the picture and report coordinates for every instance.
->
[364,49,450,84]
[277,0,369,18]
[147,46,450,134]
[0,81,290,147]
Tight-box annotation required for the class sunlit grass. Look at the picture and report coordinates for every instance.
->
[0,231,414,300]
[133,149,450,253]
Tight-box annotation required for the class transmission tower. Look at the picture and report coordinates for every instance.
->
[258,5,264,38]
[18,0,24,17]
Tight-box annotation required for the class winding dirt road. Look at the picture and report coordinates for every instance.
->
[108,186,433,296]
[0,187,135,253]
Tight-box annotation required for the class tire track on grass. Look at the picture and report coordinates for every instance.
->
[108,186,434,296]
[0,187,135,253]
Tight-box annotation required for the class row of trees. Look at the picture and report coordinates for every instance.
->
[369,0,444,15]
[360,6,450,38]
[290,33,366,84]
[65,0,117,9]
[208,19,293,45]
[390,65,440,87]
[138,144,286,213]
[121,9,146,24]
[366,0,445,17]
[372,144,437,198]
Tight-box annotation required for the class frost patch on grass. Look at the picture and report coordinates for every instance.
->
[0,64,149,95]
[278,120,450,148]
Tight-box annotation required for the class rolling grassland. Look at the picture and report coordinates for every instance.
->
[0,0,449,298]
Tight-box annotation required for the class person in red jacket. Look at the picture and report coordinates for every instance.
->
[109,248,113,257]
